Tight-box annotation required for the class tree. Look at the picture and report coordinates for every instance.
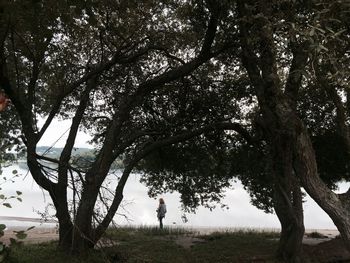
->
[0,0,233,253]
[2,0,349,260]
[140,1,350,262]
[236,0,350,261]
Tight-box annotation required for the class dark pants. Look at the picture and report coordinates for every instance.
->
[158,216,164,229]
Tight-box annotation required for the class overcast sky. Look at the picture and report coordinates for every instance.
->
[37,118,93,149]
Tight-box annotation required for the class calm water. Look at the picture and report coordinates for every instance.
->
[0,163,345,230]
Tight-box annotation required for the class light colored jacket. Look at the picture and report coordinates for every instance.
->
[157,204,167,218]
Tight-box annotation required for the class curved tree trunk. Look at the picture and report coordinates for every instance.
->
[265,94,350,253]
[260,94,350,254]
[293,119,350,251]
[265,97,350,252]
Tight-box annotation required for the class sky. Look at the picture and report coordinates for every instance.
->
[37,118,93,149]
[1,118,347,230]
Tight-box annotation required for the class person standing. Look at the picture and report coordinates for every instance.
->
[156,198,167,229]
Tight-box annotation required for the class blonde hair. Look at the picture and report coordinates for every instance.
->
[159,198,165,204]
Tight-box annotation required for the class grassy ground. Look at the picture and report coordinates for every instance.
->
[5,226,281,263]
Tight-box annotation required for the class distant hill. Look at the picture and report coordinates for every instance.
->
[36,146,94,159]
[18,147,123,169]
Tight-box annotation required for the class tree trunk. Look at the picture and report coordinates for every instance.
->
[236,0,350,254]
[70,230,95,252]
[266,97,350,252]
[270,132,305,262]
[70,183,100,252]
[49,186,74,250]
[266,97,350,253]
[57,219,73,250]
[262,96,350,254]
[293,119,350,251]
[274,179,304,263]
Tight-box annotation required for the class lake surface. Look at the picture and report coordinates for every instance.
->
[0,163,346,230]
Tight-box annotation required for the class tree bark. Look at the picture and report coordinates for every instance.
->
[71,183,100,252]
[293,118,350,252]
[56,213,73,250]
[235,1,306,260]
[270,126,305,262]
[264,93,350,252]
[274,178,304,263]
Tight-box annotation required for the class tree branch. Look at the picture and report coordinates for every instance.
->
[237,1,264,99]
[58,77,96,184]
[94,121,253,240]
[91,7,223,186]
[284,41,309,109]
[36,154,87,175]
[38,43,156,141]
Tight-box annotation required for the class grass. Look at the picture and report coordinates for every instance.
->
[6,226,282,263]
[6,241,111,263]
[190,230,280,263]
[106,225,199,238]
[106,225,197,237]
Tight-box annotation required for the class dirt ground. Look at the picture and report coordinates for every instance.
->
[303,238,350,263]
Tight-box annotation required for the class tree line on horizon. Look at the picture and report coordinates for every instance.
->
[0,0,349,262]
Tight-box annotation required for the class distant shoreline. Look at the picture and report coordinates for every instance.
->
[0,216,57,223]
[0,216,339,235]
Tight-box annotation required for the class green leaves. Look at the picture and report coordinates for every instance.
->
[0,226,32,262]
[0,189,23,207]
[0,243,4,253]
[0,226,6,262]
[0,242,7,263]
[13,231,27,240]
[9,238,18,246]
[0,224,6,238]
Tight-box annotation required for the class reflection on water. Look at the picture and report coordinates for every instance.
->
[0,164,345,230]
